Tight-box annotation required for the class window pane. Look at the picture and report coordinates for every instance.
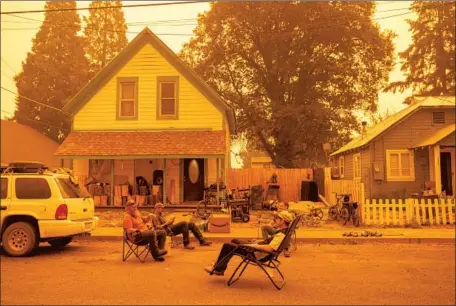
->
[401,153,410,176]
[121,83,135,99]
[390,154,399,176]
[121,100,135,117]
[56,178,90,199]
[1,178,8,199]
[161,99,175,115]
[15,178,51,199]
[161,83,175,99]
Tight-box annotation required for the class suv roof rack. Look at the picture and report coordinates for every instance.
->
[2,161,49,174]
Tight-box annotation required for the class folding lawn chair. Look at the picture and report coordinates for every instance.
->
[122,229,151,263]
[226,214,303,290]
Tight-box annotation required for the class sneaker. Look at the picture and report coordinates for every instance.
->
[152,249,168,258]
[184,244,195,250]
[154,257,165,262]
[204,266,224,276]
[200,240,213,246]
[283,249,291,258]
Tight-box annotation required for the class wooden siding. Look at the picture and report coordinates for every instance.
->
[440,131,456,146]
[74,44,223,131]
[73,159,89,178]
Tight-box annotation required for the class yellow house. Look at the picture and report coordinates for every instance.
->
[55,28,235,205]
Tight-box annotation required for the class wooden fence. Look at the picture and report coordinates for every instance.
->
[323,168,365,207]
[226,168,313,203]
[362,198,455,226]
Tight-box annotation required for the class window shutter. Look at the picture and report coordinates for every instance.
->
[401,153,410,176]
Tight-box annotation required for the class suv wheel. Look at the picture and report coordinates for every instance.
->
[2,222,37,257]
[48,237,73,248]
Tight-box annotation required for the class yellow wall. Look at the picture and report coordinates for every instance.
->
[74,44,223,131]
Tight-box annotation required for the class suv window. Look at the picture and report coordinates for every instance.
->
[15,178,51,199]
[55,177,91,198]
[1,177,8,199]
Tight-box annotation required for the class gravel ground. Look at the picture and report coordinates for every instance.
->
[1,241,454,305]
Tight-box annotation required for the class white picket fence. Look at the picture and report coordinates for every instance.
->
[362,198,455,226]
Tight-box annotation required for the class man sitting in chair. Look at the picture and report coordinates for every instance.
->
[151,203,212,250]
[204,210,293,276]
[123,199,168,261]
[261,202,292,257]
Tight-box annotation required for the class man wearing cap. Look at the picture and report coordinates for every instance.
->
[151,203,212,250]
[123,199,167,261]
[204,210,292,276]
[261,202,293,257]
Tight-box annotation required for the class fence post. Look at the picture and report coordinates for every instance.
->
[405,198,414,225]
[359,183,365,224]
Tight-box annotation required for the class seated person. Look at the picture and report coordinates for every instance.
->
[151,203,212,250]
[123,199,167,261]
[204,211,293,276]
[261,202,292,257]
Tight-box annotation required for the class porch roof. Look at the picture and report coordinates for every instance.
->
[410,124,455,149]
[55,130,226,158]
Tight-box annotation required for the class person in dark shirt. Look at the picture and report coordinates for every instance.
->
[151,203,212,250]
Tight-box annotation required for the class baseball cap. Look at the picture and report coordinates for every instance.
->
[274,210,293,223]
[154,202,165,209]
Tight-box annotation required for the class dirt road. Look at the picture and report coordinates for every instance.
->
[1,241,454,305]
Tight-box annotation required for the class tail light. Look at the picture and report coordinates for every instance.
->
[55,204,68,220]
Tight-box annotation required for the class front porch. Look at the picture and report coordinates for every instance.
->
[55,130,229,207]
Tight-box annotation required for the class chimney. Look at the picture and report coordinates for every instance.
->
[361,121,367,137]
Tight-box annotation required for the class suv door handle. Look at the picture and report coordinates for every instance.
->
[83,208,87,212]
[0,206,7,210]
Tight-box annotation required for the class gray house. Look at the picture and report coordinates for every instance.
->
[330,96,455,199]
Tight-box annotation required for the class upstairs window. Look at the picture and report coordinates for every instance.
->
[117,77,138,119]
[353,153,361,179]
[432,112,445,124]
[157,76,179,119]
[339,156,345,178]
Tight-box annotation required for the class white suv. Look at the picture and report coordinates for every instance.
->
[1,166,98,257]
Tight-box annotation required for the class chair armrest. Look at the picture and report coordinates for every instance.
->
[238,244,273,254]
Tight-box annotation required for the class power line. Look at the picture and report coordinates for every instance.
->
[1,86,70,115]
[1,57,18,75]
[0,1,207,15]
[1,108,69,132]
[0,27,194,36]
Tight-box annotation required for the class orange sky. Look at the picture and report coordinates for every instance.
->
[1,1,415,167]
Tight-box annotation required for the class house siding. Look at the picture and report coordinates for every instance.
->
[366,107,455,198]
[73,44,223,131]
[439,131,456,146]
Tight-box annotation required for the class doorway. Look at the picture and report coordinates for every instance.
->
[183,158,205,201]
[440,152,453,195]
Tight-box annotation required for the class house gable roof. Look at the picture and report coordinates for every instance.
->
[62,27,235,134]
[410,124,455,148]
[331,96,455,156]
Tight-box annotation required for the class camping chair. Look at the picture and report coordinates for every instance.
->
[226,214,303,290]
[122,229,151,263]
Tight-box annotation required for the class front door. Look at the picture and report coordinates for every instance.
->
[183,159,205,201]
[440,152,453,195]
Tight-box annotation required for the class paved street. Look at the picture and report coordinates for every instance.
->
[1,240,455,305]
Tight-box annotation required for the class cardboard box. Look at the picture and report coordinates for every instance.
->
[208,214,231,233]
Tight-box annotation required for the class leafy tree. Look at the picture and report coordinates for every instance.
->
[180,2,395,167]
[14,1,89,143]
[83,1,128,78]
[386,1,455,104]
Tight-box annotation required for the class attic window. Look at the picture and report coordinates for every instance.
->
[157,76,179,120]
[432,112,445,124]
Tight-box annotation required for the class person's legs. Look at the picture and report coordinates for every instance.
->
[188,221,212,245]
[170,221,192,247]
[212,243,248,273]
[156,229,167,250]
[261,225,279,241]
[136,230,167,260]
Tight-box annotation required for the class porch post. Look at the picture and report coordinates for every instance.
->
[428,147,435,182]
[163,159,167,204]
[433,145,442,194]
[216,157,220,205]
[110,159,114,206]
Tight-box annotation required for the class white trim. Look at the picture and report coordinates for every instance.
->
[353,153,361,180]
[339,156,345,178]
[386,150,415,182]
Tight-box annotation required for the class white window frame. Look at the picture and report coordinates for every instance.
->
[339,156,345,178]
[353,153,361,179]
[386,149,415,182]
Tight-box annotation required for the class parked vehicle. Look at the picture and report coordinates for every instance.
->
[1,162,98,257]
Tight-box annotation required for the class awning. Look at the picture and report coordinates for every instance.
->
[410,124,455,148]
[55,130,226,158]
